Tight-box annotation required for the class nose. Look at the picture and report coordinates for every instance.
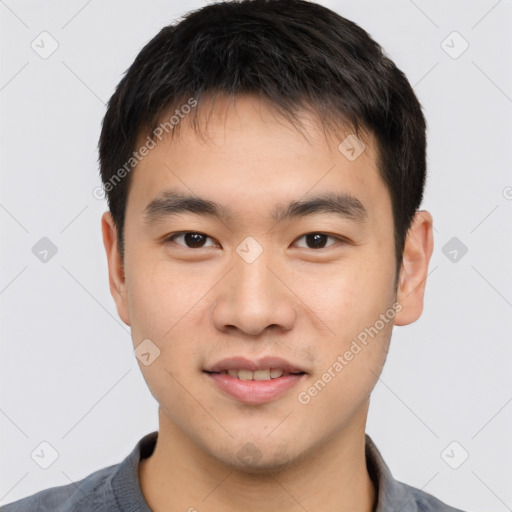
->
[211,249,297,337]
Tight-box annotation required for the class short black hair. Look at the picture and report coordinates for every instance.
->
[98,0,427,280]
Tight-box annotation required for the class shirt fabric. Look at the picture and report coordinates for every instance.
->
[2,431,467,511]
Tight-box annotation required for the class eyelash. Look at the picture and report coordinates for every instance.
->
[164,232,346,250]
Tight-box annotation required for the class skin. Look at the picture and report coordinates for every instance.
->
[102,94,433,512]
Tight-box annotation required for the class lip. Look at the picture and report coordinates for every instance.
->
[204,356,307,374]
[205,372,307,404]
[203,356,308,405]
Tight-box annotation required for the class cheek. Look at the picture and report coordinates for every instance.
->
[126,255,198,341]
[292,254,395,402]
[126,256,209,375]
[296,317,392,423]
[136,353,212,442]
[298,254,396,334]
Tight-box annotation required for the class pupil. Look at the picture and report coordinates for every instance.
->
[185,232,205,248]
[306,233,327,249]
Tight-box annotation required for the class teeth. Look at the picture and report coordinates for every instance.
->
[224,368,286,380]
[254,370,271,380]
[239,369,254,381]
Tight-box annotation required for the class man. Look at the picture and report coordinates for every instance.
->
[3,0,467,510]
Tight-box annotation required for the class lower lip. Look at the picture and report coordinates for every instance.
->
[205,372,306,404]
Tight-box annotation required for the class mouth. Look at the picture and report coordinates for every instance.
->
[204,368,306,380]
[203,356,308,404]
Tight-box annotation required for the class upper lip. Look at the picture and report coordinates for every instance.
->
[204,356,307,374]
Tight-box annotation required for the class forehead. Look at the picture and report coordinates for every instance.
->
[126,94,390,227]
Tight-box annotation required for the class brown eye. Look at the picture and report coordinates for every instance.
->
[167,232,216,248]
[184,233,207,248]
[294,233,338,249]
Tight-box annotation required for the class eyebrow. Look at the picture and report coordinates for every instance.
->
[143,188,367,225]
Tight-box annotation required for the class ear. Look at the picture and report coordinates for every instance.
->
[394,210,434,326]
[101,211,131,326]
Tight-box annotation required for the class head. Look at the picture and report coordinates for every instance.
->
[99,0,433,471]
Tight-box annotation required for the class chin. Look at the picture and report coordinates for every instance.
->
[226,452,299,475]
[209,438,305,475]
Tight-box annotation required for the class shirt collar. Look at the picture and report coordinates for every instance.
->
[364,433,418,511]
[111,430,415,512]
[110,431,156,512]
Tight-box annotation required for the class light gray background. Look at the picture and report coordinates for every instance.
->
[1,0,511,510]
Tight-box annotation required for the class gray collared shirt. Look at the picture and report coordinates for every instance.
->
[2,431,467,511]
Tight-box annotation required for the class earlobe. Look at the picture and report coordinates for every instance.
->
[394,210,434,327]
[101,211,131,326]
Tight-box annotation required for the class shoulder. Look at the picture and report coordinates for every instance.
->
[1,431,157,512]
[396,480,468,512]
[364,434,469,512]
[1,462,121,512]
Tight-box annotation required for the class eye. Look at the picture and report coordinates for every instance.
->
[165,232,218,249]
[293,233,340,249]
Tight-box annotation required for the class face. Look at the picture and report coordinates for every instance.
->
[102,94,431,472]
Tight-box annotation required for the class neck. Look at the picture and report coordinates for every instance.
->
[139,406,376,512]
